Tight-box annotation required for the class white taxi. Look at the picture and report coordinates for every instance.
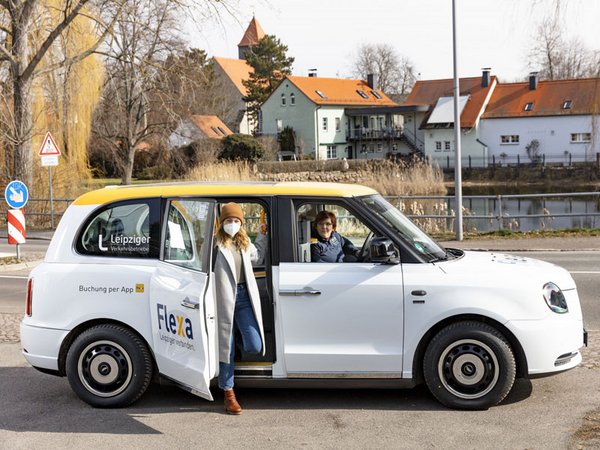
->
[20,182,586,410]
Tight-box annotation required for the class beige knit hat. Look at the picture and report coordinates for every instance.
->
[219,202,244,224]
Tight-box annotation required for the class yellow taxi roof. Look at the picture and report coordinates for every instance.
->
[73,181,378,206]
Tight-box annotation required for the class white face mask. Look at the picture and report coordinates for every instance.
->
[223,222,241,237]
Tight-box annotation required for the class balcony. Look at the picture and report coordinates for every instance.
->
[347,128,403,141]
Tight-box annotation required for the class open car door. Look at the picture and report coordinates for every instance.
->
[150,199,216,400]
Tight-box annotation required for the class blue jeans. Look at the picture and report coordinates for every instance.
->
[218,283,262,390]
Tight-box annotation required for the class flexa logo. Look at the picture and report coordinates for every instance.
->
[157,303,194,339]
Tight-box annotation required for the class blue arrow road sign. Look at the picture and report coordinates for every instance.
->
[5,180,29,209]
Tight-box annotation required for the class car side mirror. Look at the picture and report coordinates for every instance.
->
[369,237,399,264]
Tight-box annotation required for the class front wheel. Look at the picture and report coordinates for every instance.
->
[423,321,516,410]
[66,324,153,408]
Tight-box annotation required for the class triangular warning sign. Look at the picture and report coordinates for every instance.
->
[38,132,61,156]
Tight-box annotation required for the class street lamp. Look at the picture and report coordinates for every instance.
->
[452,0,463,240]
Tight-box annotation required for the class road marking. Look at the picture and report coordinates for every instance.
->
[0,275,28,279]
[570,271,600,274]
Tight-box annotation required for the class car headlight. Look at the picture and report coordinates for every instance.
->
[543,282,568,314]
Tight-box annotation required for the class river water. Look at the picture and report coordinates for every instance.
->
[402,185,600,233]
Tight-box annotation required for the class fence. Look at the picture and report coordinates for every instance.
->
[385,192,600,233]
[1,197,74,229]
[433,152,600,170]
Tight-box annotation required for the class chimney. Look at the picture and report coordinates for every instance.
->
[308,68,317,77]
[529,72,538,90]
[481,67,491,88]
[367,73,378,91]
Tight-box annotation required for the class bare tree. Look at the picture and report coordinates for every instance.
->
[152,49,237,133]
[92,0,183,184]
[529,16,599,80]
[0,0,125,185]
[350,43,417,97]
[92,0,233,184]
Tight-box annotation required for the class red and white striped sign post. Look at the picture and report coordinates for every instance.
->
[8,209,26,259]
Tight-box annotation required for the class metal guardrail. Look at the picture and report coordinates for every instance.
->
[18,198,74,227]
[6,193,600,232]
[385,192,600,231]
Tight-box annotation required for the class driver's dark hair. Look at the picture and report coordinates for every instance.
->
[315,210,337,230]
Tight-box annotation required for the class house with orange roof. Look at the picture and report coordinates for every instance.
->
[211,17,265,135]
[169,115,233,149]
[402,69,498,168]
[480,75,600,165]
[402,70,600,167]
[212,57,254,134]
[260,74,402,160]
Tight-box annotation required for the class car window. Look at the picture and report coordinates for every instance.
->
[77,200,160,258]
[163,200,212,271]
[358,195,446,261]
[296,202,373,263]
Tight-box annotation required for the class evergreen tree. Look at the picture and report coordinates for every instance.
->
[242,35,294,133]
[219,133,265,162]
[279,126,296,152]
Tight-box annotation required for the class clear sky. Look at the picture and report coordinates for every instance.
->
[188,0,600,82]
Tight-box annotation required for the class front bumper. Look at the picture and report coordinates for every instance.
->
[506,316,584,376]
[20,321,69,372]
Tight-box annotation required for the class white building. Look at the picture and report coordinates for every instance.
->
[480,76,600,165]
[402,71,600,168]
[260,74,401,160]
[402,70,497,168]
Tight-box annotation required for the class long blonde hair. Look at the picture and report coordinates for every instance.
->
[216,223,250,251]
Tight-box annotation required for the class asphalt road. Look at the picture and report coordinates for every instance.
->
[0,236,50,255]
[0,340,599,449]
[1,237,599,449]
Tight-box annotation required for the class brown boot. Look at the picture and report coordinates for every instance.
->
[224,389,242,415]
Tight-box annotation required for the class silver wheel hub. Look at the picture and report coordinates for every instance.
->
[78,340,133,398]
[438,339,500,400]
[452,354,486,385]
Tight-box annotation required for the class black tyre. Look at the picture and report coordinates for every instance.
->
[66,324,153,408]
[423,321,516,410]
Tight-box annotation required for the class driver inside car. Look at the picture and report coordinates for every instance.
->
[310,210,360,263]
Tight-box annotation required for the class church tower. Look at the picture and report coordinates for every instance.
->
[238,16,265,60]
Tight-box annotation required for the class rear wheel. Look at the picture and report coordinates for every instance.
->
[423,321,516,410]
[66,324,152,408]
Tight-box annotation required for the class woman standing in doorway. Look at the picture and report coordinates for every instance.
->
[214,202,267,414]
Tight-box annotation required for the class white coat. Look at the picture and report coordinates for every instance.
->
[214,233,267,363]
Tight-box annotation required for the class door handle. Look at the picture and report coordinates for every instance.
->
[181,297,199,309]
[296,289,321,296]
[279,289,322,296]
[411,290,427,296]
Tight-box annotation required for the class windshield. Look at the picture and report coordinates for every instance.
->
[358,194,447,261]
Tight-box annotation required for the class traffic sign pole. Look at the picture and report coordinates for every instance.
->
[38,132,61,229]
[49,166,54,228]
[5,181,28,260]
[7,209,26,259]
